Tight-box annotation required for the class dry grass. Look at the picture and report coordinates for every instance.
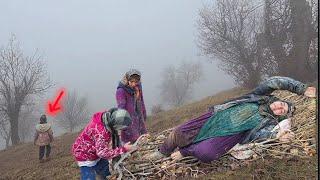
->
[0,133,80,180]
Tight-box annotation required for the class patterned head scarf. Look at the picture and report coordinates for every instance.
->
[102,108,132,149]
[262,96,296,121]
[120,69,141,85]
[102,108,132,131]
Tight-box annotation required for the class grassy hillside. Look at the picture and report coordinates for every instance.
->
[0,87,317,179]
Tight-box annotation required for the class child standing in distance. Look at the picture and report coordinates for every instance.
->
[34,114,53,163]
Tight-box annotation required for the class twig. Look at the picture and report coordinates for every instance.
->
[154,128,174,137]
[151,159,173,176]
[123,165,136,179]
[155,162,183,175]
[186,166,206,178]
[114,134,149,180]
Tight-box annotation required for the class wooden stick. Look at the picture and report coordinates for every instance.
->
[123,166,136,180]
[114,134,149,180]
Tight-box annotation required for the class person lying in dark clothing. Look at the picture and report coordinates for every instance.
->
[146,76,316,162]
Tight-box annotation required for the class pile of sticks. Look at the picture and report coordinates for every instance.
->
[110,90,316,179]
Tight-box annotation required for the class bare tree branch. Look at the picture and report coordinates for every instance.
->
[0,111,11,148]
[56,90,90,132]
[197,0,265,88]
[263,0,317,81]
[0,35,52,145]
[160,61,203,107]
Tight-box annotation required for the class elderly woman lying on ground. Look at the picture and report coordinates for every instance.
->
[146,76,316,162]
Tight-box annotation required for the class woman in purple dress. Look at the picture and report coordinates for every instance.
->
[116,69,147,143]
[147,76,316,163]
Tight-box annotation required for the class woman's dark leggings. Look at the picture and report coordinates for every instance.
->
[39,144,51,160]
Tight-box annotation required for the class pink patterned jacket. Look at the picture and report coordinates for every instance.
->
[71,112,128,162]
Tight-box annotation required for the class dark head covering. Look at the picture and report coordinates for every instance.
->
[117,69,142,96]
[40,114,47,124]
[119,69,141,86]
[102,108,132,131]
[260,96,295,121]
[102,108,132,149]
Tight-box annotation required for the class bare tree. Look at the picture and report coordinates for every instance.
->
[160,61,203,107]
[151,104,164,115]
[197,0,266,88]
[263,0,318,82]
[56,90,90,132]
[18,106,37,142]
[0,35,52,145]
[0,112,11,148]
[198,0,317,87]
[308,0,318,76]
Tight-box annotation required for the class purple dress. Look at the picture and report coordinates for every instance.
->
[116,84,147,143]
[159,111,246,162]
[179,132,246,162]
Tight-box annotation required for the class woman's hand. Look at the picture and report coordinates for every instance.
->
[277,130,295,142]
[304,87,316,98]
[170,151,183,161]
[124,142,138,152]
[134,87,140,99]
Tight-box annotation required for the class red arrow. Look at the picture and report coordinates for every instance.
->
[46,89,65,116]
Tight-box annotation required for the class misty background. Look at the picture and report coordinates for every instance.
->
[0,0,235,149]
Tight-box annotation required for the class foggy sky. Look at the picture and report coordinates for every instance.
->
[0,0,235,148]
